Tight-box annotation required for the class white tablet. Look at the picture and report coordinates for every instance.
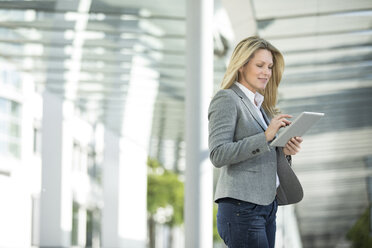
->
[270,112,324,147]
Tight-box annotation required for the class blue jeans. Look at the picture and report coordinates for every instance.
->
[217,198,278,248]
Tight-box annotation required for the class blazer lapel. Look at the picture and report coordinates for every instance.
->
[260,107,271,126]
[230,84,267,131]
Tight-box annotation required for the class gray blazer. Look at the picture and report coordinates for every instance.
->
[208,84,303,206]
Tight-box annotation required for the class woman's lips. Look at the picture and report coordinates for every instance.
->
[258,78,268,82]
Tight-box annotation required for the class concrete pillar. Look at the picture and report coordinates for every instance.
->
[78,207,87,247]
[102,128,121,247]
[102,55,158,247]
[366,156,372,235]
[185,0,214,247]
[39,91,74,247]
[118,56,158,247]
[276,206,303,248]
[39,0,91,245]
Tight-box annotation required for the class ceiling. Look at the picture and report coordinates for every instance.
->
[0,0,230,163]
[0,0,189,158]
[1,0,372,247]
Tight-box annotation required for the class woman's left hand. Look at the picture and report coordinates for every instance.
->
[283,137,303,155]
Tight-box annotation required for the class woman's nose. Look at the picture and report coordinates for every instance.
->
[263,67,270,75]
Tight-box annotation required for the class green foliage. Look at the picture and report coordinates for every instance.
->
[147,157,184,227]
[213,203,223,243]
[346,207,372,248]
[147,157,162,170]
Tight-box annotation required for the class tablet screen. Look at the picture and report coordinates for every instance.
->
[270,112,324,147]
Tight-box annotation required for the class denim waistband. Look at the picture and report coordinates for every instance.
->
[217,197,248,205]
[217,197,277,206]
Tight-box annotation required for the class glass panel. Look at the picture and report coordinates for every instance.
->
[86,209,101,248]
[72,142,81,171]
[8,141,20,158]
[33,127,41,154]
[0,97,21,158]
[86,210,93,247]
[9,123,20,137]
[71,202,79,246]
[0,119,6,134]
[0,138,20,158]
[0,98,9,114]
[0,140,7,155]
[10,100,20,118]
[0,121,19,137]
[0,97,21,117]
[0,67,22,90]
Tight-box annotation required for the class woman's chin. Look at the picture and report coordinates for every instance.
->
[259,85,267,91]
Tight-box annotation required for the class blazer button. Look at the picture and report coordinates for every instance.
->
[256,148,260,153]
[252,151,256,154]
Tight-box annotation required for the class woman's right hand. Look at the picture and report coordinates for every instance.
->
[265,114,292,141]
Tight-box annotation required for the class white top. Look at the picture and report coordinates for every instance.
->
[235,82,265,124]
[235,82,280,188]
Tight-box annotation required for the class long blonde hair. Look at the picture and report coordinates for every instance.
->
[221,36,284,117]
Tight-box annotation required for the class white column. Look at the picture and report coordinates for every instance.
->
[78,207,87,247]
[40,91,74,247]
[102,56,158,248]
[185,0,214,247]
[276,206,303,248]
[102,128,121,247]
[118,56,158,247]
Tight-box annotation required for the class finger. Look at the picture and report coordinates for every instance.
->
[283,119,292,125]
[291,138,302,149]
[276,114,293,120]
[285,144,295,155]
[290,138,301,152]
[295,136,303,143]
[287,139,300,153]
[290,137,300,146]
[283,147,291,155]
[286,140,294,149]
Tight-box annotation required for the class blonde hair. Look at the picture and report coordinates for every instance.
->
[220,36,284,117]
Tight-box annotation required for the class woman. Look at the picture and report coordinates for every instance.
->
[208,36,304,248]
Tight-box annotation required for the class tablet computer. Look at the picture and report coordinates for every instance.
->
[270,112,324,147]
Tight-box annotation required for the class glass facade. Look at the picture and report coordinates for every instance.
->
[0,97,21,158]
[0,65,21,91]
[0,58,23,159]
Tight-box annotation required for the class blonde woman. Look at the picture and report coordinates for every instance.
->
[208,36,304,247]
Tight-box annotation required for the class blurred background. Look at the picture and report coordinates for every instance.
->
[0,0,372,247]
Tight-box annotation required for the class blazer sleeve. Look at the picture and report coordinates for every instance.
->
[208,90,271,168]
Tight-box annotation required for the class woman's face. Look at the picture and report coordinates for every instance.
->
[238,49,273,93]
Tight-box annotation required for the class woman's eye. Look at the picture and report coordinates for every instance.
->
[257,64,273,70]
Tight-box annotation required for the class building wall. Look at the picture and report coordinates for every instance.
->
[0,58,104,247]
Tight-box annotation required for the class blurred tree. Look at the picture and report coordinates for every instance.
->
[346,207,372,248]
[213,203,224,244]
[147,157,184,248]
